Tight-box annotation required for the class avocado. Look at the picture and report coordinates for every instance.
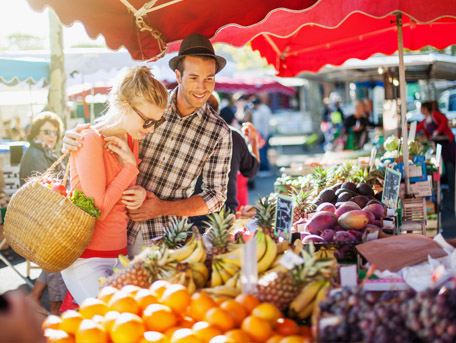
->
[341,182,357,193]
[337,192,352,202]
[356,182,374,196]
[319,189,336,203]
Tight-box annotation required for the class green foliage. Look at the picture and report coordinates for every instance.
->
[6,33,44,50]
[69,190,101,219]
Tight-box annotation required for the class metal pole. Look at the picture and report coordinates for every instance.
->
[396,13,411,196]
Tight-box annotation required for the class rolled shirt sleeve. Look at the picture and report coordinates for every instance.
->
[199,126,232,212]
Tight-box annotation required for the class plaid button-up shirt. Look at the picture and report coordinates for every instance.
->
[127,88,232,244]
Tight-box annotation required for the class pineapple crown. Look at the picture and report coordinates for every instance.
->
[288,186,315,212]
[163,216,193,249]
[203,207,234,248]
[255,194,276,230]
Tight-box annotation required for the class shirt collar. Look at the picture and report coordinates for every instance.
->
[167,87,206,120]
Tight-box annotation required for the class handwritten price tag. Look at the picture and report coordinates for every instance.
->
[279,250,305,270]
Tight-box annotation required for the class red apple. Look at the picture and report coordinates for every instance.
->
[51,184,67,196]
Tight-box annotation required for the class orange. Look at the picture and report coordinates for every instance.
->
[204,307,235,332]
[276,318,299,336]
[140,331,170,343]
[219,300,247,326]
[179,316,196,328]
[97,286,118,304]
[224,329,251,342]
[143,304,177,332]
[79,298,109,319]
[101,311,120,332]
[149,280,171,298]
[189,292,217,321]
[44,329,75,343]
[170,328,203,343]
[251,303,282,327]
[241,315,273,342]
[110,312,145,343]
[135,288,159,314]
[42,315,62,330]
[108,290,140,314]
[160,284,191,314]
[213,296,228,306]
[279,335,310,343]
[234,294,260,314]
[192,321,223,343]
[60,310,83,335]
[91,315,104,325]
[75,319,108,343]
[165,326,186,337]
[266,334,285,343]
[208,336,235,343]
[298,325,311,337]
[120,284,141,297]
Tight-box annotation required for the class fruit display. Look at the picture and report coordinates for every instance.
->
[318,286,456,343]
[43,281,313,343]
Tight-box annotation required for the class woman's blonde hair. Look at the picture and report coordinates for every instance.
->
[95,66,168,130]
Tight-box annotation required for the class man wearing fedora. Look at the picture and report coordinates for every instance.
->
[63,33,232,257]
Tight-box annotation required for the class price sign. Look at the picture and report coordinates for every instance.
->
[274,194,294,242]
[382,167,402,210]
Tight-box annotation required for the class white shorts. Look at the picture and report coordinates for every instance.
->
[127,232,146,259]
[61,257,120,305]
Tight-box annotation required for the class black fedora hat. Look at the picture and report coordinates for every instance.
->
[169,33,226,74]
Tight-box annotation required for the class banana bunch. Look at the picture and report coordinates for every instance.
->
[210,258,239,287]
[216,230,278,275]
[168,234,207,264]
[314,246,336,260]
[190,262,209,289]
[224,271,242,290]
[289,279,330,320]
[200,285,241,298]
[165,263,197,294]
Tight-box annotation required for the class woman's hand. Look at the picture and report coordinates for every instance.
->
[104,136,136,166]
[61,123,90,153]
[122,185,147,210]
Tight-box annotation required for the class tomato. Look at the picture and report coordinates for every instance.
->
[51,184,67,196]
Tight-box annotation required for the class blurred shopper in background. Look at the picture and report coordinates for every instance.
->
[417,100,455,192]
[19,111,67,315]
[251,97,272,173]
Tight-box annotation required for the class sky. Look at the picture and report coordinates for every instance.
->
[0,0,105,49]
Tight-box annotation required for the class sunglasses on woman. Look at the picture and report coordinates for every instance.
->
[132,106,166,129]
[40,129,59,137]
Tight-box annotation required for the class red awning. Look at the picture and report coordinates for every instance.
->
[209,0,456,77]
[252,14,456,77]
[27,0,318,61]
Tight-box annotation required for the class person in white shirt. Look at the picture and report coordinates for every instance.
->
[251,97,272,172]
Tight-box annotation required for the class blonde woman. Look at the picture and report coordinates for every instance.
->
[61,66,168,304]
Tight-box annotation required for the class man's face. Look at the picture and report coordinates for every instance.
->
[175,56,216,115]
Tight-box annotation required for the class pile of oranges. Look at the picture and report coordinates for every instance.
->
[42,281,312,343]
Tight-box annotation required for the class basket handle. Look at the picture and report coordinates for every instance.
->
[37,152,71,187]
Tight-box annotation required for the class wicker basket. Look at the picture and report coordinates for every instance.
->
[3,153,96,273]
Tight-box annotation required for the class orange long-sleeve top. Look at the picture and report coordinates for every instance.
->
[70,129,139,258]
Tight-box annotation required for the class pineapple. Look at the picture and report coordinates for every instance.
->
[255,244,337,311]
[255,268,303,311]
[255,194,276,238]
[335,161,356,183]
[203,208,235,267]
[311,167,333,192]
[289,186,315,223]
[103,246,170,289]
[163,216,194,249]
